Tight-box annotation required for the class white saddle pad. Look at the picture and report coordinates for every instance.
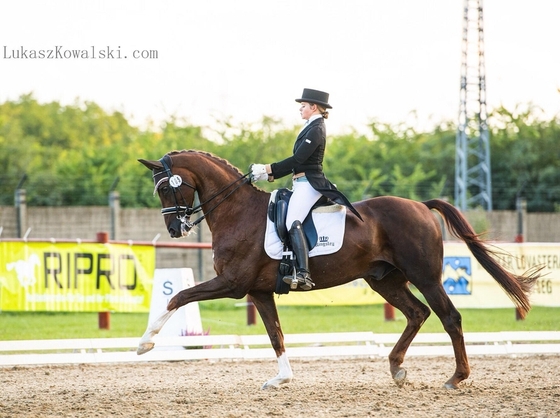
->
[264,190,347,260]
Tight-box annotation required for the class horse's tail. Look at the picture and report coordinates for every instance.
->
[423,198,542,319]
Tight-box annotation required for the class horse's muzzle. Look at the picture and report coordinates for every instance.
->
[168,228,182,238]
[168,217,193,238]
[168,218,185,238]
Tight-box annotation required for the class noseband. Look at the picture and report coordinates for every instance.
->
[153,154,250,234]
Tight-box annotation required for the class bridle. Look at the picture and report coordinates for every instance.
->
[153,154,250,234]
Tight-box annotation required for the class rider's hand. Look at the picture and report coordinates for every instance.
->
[250,164,268,182]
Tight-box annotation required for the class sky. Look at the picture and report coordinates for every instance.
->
[1,0,559,136]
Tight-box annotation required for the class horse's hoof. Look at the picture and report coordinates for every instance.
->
[261,376,292,390]
[261,381,279,390]
[443,381,459,390]
[137,342,155,355]
[393,368,407,388]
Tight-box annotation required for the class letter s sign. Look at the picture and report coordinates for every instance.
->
[163,280,174,296]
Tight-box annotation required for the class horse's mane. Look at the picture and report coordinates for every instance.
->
[168,149,244,176]
[167,149,263,191]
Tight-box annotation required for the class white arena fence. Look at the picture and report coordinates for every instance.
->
[1,331,560,366]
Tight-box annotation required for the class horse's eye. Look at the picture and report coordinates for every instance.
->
[159,186,170,194]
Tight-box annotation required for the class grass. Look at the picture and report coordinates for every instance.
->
[1,300,558,341]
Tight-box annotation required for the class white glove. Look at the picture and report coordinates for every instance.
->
[250,164,268,182]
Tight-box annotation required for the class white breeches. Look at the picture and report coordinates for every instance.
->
[285,177,322,230]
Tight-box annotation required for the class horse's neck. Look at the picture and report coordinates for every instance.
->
[195,171,263,230]
[182,153,268,232]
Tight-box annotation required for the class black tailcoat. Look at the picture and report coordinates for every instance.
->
[270,118,363,221]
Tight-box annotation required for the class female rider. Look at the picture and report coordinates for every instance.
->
[251,88,362,291]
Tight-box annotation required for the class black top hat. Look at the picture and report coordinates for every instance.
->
[295,88,332,109]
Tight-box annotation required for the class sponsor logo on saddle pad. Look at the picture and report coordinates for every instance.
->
[317,236,335,247]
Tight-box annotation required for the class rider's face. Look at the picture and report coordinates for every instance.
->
[299,102,317,121]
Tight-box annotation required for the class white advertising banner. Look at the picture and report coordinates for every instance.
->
[443,242,560,309]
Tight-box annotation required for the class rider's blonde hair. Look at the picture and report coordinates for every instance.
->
[315,104,329,119]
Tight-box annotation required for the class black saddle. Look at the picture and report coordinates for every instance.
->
[268,188,334,249]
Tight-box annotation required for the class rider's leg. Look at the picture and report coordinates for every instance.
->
[283,178,321,290]
[284,178,322,231]
[283,220,314,290]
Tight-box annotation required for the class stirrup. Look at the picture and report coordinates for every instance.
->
[282,269,299,290]
[298,276,314,291]
[282,271,314,291]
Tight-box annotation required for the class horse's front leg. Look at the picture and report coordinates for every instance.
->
[248,291,293,389]
[137,308,177,354]
[137,275,244,355]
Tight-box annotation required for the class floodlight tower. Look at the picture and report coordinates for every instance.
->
[455,0,492,211]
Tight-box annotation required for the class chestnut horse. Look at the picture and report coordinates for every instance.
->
[137,150,540,389]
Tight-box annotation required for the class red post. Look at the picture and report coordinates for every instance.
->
[98,312,111,329]
[514,223,523,319]
[246,295,257,325]
[97,232,110,329]
[384,302,395,321]
[96,231,109,243]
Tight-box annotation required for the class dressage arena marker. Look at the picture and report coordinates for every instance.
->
[147,268,203,341]
[1,331,559,366]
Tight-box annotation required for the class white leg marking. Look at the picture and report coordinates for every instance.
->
[137,309,177,355]
[261,352,293,389]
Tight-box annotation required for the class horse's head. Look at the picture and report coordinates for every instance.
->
[139,155,198,238]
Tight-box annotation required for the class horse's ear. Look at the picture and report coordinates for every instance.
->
[138,159,163,170]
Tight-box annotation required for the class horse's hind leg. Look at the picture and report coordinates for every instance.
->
[416,282,470,389]
[365,270,431,388]
[248,290,293,389]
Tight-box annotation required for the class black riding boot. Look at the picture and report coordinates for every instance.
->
[282,220,314,291]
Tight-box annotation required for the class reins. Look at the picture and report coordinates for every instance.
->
[156,154,251,230]
[188,172,251,228]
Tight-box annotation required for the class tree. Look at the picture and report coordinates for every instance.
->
[489,105,560,211]
[1,95,558,212]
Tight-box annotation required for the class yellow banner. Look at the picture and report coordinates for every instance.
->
[276,279,385,306]
[0,242,155,312]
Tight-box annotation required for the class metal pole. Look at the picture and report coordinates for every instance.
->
[14,189,27,238]
[109,177,120,241]
[109,191,120,240]
[515,197,527,243]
